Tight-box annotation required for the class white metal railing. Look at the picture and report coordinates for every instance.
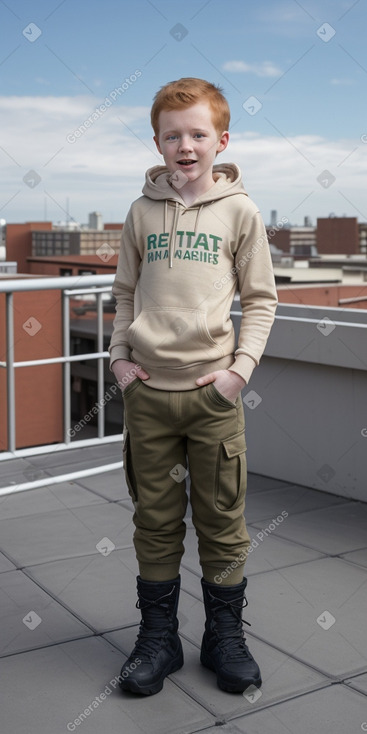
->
[2,277,366,497]
[0,274,124,495]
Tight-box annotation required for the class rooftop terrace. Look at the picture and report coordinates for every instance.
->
[1,443,367,734]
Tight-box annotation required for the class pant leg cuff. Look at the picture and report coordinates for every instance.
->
[139,562,181,582]
[202,564,245,586]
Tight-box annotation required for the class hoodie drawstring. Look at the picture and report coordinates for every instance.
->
[166,202,205,269]
[168,202,180,269]
[164,200,168,234]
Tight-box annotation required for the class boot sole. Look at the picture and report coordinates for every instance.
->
[201,650,262,693]
[119,651,184,696]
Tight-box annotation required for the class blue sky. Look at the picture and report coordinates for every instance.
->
[0,0,366,225]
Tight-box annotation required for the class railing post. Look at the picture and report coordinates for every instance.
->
[63,290,71,444]
[5,293,16,453]
[97,292,105,439]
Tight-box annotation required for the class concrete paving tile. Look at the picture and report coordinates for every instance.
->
[341,547,367,570]
[0,481,106,520]
[0,636,214,734]
[0,467,51,490]
[178,523,323,580]
[42,456,121,477]
[344,672,367,695]
[247,474,293,492]
[229,684,367,734]
[246,557,367,678]
[0,570,90,657]
[241,529,324,576]
[245,485,346,524]
[26,443,122,469]
[0,551,16,573]
[106,629,329,719]
[250,501,367,554]
[26,549,140,632]
[0,502,134,566]
[75,467,129,501]
[0,457,35,479]
[180,566,206,601]
[181,525,201,576]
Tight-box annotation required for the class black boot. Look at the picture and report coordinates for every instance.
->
[200,577,262,693]
[119,576,183,695]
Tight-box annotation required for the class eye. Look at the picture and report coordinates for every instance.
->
[194,133,205,139]
[166,134,178,141]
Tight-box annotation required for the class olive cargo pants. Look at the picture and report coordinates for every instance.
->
[122,379,251,585]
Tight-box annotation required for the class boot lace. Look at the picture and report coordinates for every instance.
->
[209,590,253,661]
[130,587,177,662]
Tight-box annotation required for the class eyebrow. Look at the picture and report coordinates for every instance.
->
[162,128,210,135]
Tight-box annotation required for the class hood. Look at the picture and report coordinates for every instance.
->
[142,162,248,204]
[141,163,248,268]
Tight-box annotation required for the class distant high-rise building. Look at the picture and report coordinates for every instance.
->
[304,216,312,227]
[270,210,277,226]
[88,211,103,230]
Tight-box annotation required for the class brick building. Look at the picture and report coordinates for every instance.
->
[317,217,359,255]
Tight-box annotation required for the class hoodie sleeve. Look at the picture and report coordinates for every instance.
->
[108,207,141,369]
[228,210,278,384]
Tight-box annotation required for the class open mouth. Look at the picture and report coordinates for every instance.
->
[177,160,197,166]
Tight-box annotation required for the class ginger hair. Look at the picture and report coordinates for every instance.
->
[151,77,230,136]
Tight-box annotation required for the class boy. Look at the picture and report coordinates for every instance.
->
[109,78,278,696]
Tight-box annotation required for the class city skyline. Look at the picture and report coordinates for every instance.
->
[0,0,366,225]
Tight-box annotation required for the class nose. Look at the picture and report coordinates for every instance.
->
[178,135,193,152]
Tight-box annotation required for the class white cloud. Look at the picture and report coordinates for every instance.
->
[330,78,356,86]
[223,60,282,77]
[0,96,366,226]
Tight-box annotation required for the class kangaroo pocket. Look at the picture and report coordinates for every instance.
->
[127,307,225,368]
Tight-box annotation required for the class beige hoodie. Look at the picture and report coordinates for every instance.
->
[109,163,278,390]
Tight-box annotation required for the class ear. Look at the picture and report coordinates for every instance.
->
[217,131,229,154]
[153,135,162,155]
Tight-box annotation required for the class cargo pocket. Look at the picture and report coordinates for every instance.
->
[214,430,247,511]
[122,428,138,504]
